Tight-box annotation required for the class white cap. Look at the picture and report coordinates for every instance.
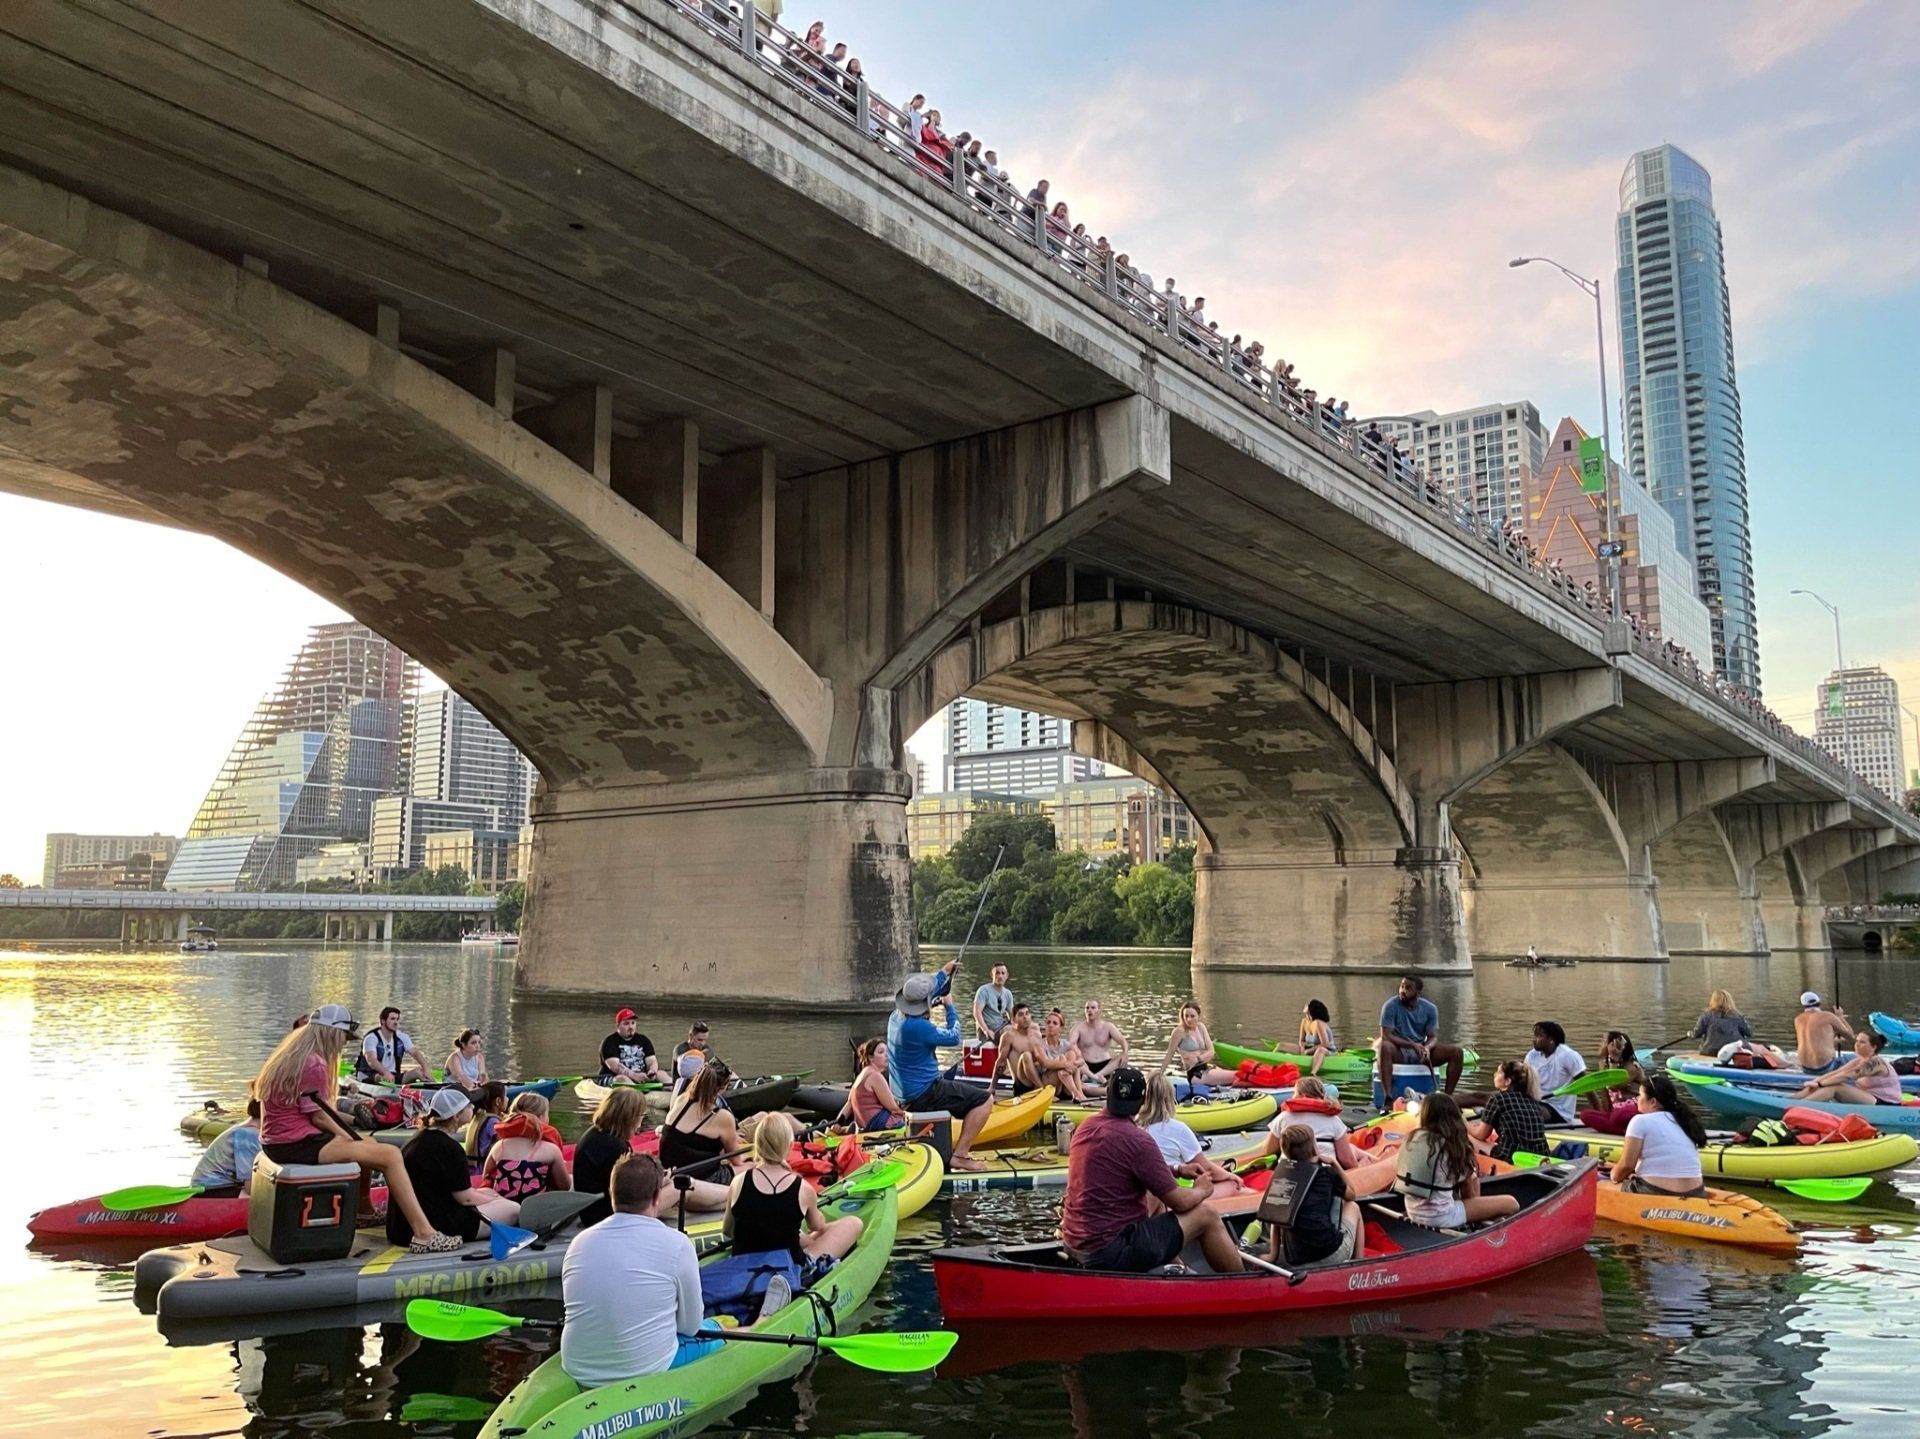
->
[1800,991,1821,1008]
[426,1089,472,1122]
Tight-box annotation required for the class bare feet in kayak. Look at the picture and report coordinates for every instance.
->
[949,1155,990,1173]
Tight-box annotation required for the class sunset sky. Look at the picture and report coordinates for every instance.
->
[3,0,1916,881]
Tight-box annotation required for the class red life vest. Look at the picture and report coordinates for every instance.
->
[1782,1105,1879,1144]
[1281,1095,1343,1117]
[1234,1059,1301,1088]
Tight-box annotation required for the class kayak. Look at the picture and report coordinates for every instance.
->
[1047,1090,1277,1135]
[574,1074,800,1118]
[478,1186,897,1439]
[937,1129,1272,1194]
[1544,1124,1916,1180]
[1869,1013,1920,1051]
[347,1077,565,1102]
[139,1146,935,1321]
[1215,1040,1480,1083]
[932,1158,1597,1320]
[1677,1078,1920,1135]
[838,1085,1056,1149]
[1668,1056,1920,1094]
[1595,1179,1798,1251]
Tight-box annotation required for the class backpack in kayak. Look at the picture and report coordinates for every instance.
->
[699,1249,803,1324]
[1737,1117,1796,1147]
[1723,1047,1782,1070]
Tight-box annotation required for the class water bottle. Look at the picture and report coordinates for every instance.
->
[1054,1114,1075,1152]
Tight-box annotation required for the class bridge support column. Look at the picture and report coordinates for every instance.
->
[1616,759,1773,956]
[1722,803,1848,951]
[382,912,395,945]
[519,768,913,1005]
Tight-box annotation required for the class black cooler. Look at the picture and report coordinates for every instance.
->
[247,1153,362,1262]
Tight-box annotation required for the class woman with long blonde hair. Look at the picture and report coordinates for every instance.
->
[1691,989,1752,1056]
[254,1006,459,1252]
[725,1110,862,1263]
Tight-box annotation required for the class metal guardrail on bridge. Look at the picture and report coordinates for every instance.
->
[0,889,495,913]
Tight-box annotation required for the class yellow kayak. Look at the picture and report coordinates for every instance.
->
[1549,1126,1917,1181]
[1595,1179,1799,1252]
[835,1083,1057,1149]
[1049,1090,1278,1135]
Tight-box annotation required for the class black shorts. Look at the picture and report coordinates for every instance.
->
[264,1133,331,1166]
[1078,1212,1186,1273]
[1086,1057,1113,1076]
[906,1077,991,1118]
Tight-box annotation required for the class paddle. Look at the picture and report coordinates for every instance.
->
[403,1300,955,1372]
[399,1394,494,1422]
[99,1183,204,1212]
[1552,1068,1629,1098]
[1512,1151,1869,1203]
[829,1160,908,1196]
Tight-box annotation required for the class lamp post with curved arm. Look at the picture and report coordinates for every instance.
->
[1510,256,1621,623]
[1792,588,1849,771]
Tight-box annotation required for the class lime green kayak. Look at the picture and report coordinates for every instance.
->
[1213,1040,1479,1082]
[479,1186,898,1438]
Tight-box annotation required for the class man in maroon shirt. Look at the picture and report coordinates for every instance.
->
[1059,1067,1244,1273]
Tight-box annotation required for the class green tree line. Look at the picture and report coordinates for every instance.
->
[912,812,1196,947]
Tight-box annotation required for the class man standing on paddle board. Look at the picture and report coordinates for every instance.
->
[1794,993,1854,1074]
[887,963,993,1172]
[1377,976,1464,1101]
[599,1008,662,1085]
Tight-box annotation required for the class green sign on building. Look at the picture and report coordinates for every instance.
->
[1825,682,1846,718]
[1578,436,1607,494]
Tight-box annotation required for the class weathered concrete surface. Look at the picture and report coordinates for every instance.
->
[521,768,912,1003]
[1650,811,1765,955]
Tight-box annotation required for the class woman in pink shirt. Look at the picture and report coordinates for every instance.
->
[254,1005,461,1252]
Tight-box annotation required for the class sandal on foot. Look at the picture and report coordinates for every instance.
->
[409,1231,464,1253]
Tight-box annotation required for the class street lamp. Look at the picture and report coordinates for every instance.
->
[1510,255,1622,622]
[1901,705,1920,798]
[1792,588,1849,772]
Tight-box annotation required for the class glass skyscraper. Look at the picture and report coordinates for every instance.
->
[1615,145,1758,692]
[166,622,418,890]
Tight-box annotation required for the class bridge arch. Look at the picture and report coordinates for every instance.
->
[1650,810,1764,955]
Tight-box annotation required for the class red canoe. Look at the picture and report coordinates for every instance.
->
[28,1130,659,1243]
[932,1158,1598,1321]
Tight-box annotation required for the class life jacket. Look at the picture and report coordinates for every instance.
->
[1782,1105,1879,1144]
[1726,1048,1782,1070]
[1281,1096,1343,1117]
[1737,1117,1794,1147]
[494,1113,543,1143]
[1234,1060,1301,1088]
[1254,1160,1338,1266]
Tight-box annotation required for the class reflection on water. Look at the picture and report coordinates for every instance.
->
[5,941,1920,1436]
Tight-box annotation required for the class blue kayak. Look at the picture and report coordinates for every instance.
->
[1868,1013,1920,1052]
[1669,1056,1920,1094]
[1675,1075,1920,1134]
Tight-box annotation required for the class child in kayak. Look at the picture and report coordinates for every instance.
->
[388,1088,520,1249]
[1394,1092,1518,1229]
[506,1090,564,1146]
[1264,1123,1361,1266]
[483,1108,573,1202]
[1610,1074,1708,1196]
[1467,1059,1549,1163]
[1261,1076,1365,1169]
[190,1096,262,1194]
[1794,1028,1904,1106]
[255,1004,460,1252]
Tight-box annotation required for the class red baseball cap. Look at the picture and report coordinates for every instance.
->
[615,1007,637,1023]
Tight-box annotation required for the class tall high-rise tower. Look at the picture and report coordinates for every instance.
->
[1615,144,1758,692]
[409,689,536,828]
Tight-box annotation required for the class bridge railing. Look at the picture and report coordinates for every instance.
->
[648,0,1873,799]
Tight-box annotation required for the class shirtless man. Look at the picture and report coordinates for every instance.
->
[990,1004,1044,1092]
[1069,1000,1129,1080]
[1794,992,1854,1075]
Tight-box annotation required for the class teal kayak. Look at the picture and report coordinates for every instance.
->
[1869,1013,1920,1052]
[478,1186,898,1438]
[1675,1074,1920,1134]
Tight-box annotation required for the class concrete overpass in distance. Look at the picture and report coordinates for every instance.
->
[0,889,497,944]
[2,0,1917,1002]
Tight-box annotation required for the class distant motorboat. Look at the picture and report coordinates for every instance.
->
[180,924,219,954]
[460,929,519,948]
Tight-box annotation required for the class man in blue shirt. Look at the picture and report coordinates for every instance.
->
[1377,975,1464,1101]
[887,959,992,1172]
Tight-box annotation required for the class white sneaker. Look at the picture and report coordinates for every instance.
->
[755,1274,793,1324]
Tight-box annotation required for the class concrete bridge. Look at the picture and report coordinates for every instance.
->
[0,888,496,944]
[2,0,1916,1002]
[1827,907,1920,954]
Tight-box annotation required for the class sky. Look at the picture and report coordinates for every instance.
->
[2,0,1917,881]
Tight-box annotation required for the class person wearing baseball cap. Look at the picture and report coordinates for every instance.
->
[886,959,992,1172]
[599,1008,661,1086]
[1794,991,1854,1076]
[253,1004,463,1253]
[1058,1065,1243,1274]
[385,1088,521,1250]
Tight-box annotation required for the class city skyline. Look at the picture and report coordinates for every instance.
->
[2,3,1916,878]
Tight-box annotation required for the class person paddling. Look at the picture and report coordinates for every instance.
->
[254,1005,459,1252]
[1059,1066,1243,1274]
[1377,975,1464,1100]
[1692,990,1752,1056]
[599,1008,662,1086]
[887,965,993,1173]
[1794,992,1854,1075]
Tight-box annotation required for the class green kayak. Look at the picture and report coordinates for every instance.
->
[478,1186,899,1438]
[1213,1040,1480,1081]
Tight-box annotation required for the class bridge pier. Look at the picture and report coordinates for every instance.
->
[1618,760,1773,956]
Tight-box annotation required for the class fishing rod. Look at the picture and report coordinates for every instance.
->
[954,845,1008,969]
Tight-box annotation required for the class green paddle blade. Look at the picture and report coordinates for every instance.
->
[1553,1068,1629,1098]
[1774,1177,1873,1203]
[838,1160,908,1195]
[1667,1071,1727,1087]
[406,1298,532,1342]
[400,1393,495,1422]
[817,1330,957,1373]
[1510,1151,1549,1168]
[99,1184,203,1211]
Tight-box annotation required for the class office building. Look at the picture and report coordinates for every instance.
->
[42,832,177,888]
[1046,778,1195,862]
[369,796,496,878]
[1616,144,1758,691]
[1354,401,1547,526]
[166,622,418,891]
[294,842,375,886]
[423,828,520,891]
[904,791,1041,860]
[1814,667,1904,802]
[945,699,1104,795]
[50,851,172,891]
[410,689,537,829]
[1519,417,1714,663]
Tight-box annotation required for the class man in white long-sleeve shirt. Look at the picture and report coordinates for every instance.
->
[560,1154,718,1385]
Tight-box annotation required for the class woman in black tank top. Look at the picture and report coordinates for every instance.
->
[724,1112,865,1265]
[656,1064,739,1214]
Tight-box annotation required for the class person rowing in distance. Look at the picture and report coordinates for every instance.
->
[599,1007,662,1086]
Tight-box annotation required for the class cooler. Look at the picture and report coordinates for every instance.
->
[961,1041,997,1079]
[247,1153,362,1262]
[1371,1064,1437,1111]
[905,1111,954,1167]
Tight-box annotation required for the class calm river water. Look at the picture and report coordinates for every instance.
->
[8,942,1920,1438]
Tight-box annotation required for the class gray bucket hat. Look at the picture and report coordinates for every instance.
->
[895,972,936,1016]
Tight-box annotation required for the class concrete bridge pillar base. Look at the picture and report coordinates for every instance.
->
[1658,887,1768,956]
[1760,899,1831,952]
[518,767,914,1005]
[1464,874,1664,962]
[1192,846,1470,974]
